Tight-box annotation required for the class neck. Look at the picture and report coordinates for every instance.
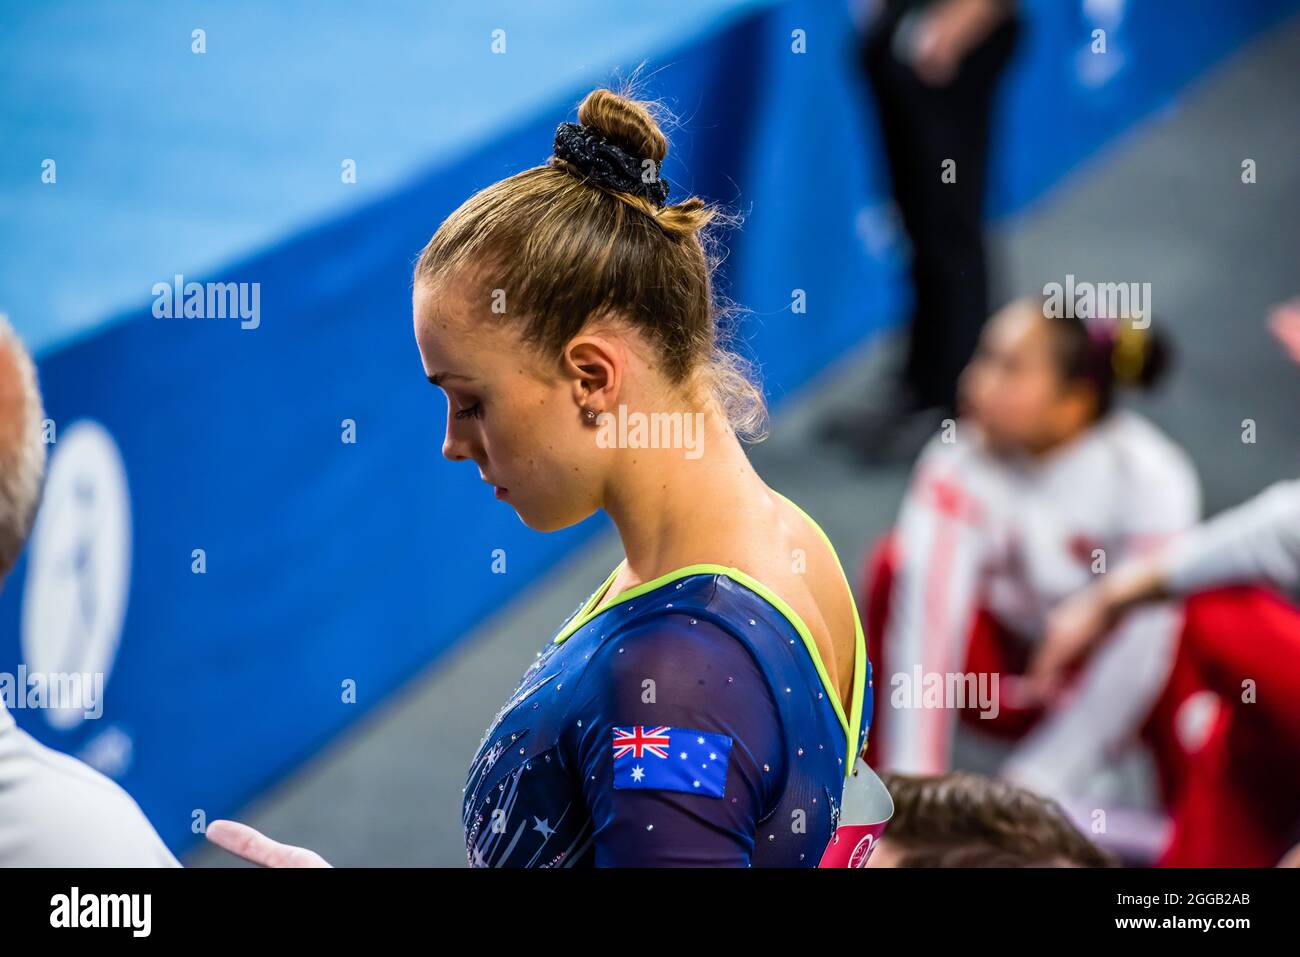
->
[601,402,768,584]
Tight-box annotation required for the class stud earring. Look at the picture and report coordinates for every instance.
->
[583,408,598,424]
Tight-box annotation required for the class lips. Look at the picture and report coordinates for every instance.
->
[479,472,508,500]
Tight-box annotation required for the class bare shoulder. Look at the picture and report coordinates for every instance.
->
[732,492,859,699]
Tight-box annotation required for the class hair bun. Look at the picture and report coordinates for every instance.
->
[577,88,668,164]
[554,85,729,239]
[1127,319,1172,390]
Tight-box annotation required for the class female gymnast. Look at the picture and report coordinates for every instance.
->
[207,87,882,868]
[861,296,1201,804]
[1027,325,1300,866]
[862,299,1300,864]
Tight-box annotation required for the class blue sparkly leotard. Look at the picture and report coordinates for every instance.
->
[461,494,872,867]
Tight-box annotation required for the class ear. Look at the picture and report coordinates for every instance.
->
[562,335,622,414]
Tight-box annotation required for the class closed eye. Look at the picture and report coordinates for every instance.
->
[454,402,483,420]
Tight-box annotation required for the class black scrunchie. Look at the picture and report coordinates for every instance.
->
[551,122,670,207]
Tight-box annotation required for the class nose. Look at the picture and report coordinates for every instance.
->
[442,432,471,463]
[442,409,474,463]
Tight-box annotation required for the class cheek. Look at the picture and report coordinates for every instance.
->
[975,374,1031,438]
[1010,379,1059,432]
[962,366,990,406]
[493,392,604,530]
[1002,385,1038,427]
[964,366,1005,424]
[485,385,577,474]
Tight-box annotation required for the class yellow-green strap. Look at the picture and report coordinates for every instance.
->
[771,491,869,773]
[553,494,866,778]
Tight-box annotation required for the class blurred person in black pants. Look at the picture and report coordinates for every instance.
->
[824,0,1020,459]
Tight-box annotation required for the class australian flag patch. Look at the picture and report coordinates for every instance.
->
[611,725,732,798]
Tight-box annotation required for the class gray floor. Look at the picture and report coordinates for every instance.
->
[186,17,1300,867]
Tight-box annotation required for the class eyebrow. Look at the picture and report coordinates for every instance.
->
[427,372,472,387]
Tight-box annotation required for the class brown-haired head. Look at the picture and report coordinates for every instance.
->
[873,771,1115,868]
[412,86,764,532]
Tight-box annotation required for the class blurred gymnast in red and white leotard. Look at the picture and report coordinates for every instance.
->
[862,297,1201,820]
[1030,303,1300,866]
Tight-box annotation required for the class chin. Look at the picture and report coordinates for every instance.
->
[513,500,594,534]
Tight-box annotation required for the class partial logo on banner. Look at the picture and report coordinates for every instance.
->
[20,420,132,731]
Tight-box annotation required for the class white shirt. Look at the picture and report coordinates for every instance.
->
[0,702,178,866]
[1163,477,1300,599]
[881,411,1201,801]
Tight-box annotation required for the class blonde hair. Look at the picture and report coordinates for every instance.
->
[414,86,768,442]
[0,315,47,583]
